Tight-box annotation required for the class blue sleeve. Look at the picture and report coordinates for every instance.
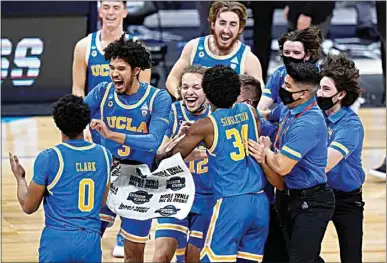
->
[264,68,282,102]
[269,103,285,123]
[260,117,278,142]
[329,123,360,159]
[124,90,172,151]
[84,81,109,118]
[164,108,175,139]
[32,149,55,186]
[280,120,319,161]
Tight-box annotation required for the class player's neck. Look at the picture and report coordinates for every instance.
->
[126,80,141,95]
[100,26,124,42]
[61,133,83,142]
[325,103,342,117]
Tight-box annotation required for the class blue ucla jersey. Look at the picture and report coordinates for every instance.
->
[86,31,133,94]
[190,35,250,74]
[32,140,112,233]
[167,101,213,213]
[207,103,267,199]
[100,82,162,167]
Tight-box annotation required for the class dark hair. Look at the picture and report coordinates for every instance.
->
[239,74,262,108]
[320,53,362,106]
[202,65,241,108]
[208,1,247,34]
[178,64,207,95]
[278,26,322,63]
[285,61,320,88]
[99,1,127,7]
[52,94,91,138]
[104,34,151,71]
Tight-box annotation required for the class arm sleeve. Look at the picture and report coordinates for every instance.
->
[280,120,319,161]
[124,90,172,151]
[164,109,175,139]
[84,81,109,118]
[263,68,281,101]
[32,149,53,186]
[329,123,361,159]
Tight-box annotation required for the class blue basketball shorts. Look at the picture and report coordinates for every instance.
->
[39,227,101,263]
[200,192,270,262]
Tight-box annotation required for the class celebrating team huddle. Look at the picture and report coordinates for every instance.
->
[9,1,366,263]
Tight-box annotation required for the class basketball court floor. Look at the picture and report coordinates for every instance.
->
[2,108,386,262]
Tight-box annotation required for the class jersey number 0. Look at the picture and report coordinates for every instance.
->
[78,178,95,212]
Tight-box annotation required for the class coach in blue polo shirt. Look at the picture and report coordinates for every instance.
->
[256,61,335,263]
[317,53,365,263]
[258,26,322,111]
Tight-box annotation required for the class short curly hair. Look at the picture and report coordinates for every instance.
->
[278,26,322,63]
[239,74,262,108]
[285,61,320,90]
[104,34,152,71]
[320,54,362,106]
[52,94,91,138]
[202,65,240,109]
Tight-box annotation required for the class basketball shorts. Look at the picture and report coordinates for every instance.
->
[200,192,270,262]
[39,227,101,263]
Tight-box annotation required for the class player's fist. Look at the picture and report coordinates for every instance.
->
[90,119,110,138]
[177,121,193,138]
[259,136,272,150]
[248,140,266,164]
[9,152,26,181]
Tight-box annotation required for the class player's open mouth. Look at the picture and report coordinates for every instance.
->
[221,35,232,42]
[106,17,116,21]
[185,97,197,107]
[114,80,124,90]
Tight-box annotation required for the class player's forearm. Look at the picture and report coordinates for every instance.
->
[166,76,179,98]
[72,85,85,97]
[184,149,207,162]
[261,162,285,190]
[264,149,286,176]
[16,178,29,213]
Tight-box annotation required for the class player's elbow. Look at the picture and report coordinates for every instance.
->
[277,165,292,176]
[22,204,37,215]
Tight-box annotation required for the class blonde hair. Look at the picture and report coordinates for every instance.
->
[177,65,207,97]
[208,1,247,31]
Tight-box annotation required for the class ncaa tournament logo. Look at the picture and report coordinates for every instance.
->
[141,103,149,117]
[127,190,153,204]
[155,205,181,216]
[166,176,186,191]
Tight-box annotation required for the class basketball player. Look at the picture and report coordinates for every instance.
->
[166,1,264,99]
[158,65,272,262]
[85,36,172,263]
[9,94,112,263]
[153,65,213,263]
[72,1,151,256]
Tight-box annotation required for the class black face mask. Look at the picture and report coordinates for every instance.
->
[182,101,207,114]
[282,55,305,65]
[317,92,341,110]
[279,87,307,105]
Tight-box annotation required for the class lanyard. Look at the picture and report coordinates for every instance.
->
[274,101,316,151]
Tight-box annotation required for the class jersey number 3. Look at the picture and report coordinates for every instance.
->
[78,178,95,212]
[226,124,249,161]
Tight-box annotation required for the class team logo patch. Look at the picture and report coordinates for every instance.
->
[199,51,204,57]
[91,50,97,57]
[328,127,333,140]
[141,103,149,117]
[198,45,204,50]
[127,190,153,204]
[108,101,113,107]
[166,176,186,191]
[155,205,181,216]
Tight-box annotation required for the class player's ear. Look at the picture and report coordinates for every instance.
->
[134,67,141,76]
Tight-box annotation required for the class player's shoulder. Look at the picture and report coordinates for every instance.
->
[74,33,92,51]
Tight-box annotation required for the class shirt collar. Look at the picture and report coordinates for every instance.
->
[290,96,316,115]
[327,107,348,124]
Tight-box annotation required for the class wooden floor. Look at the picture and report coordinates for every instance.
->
[2,108,386,262]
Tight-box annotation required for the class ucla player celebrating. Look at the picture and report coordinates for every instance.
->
[158,66,270,262]
[166,1,264,98]
[153,65,214,263]
[85,36,172,263]
[72,1,151,257]
[9,95,112,263]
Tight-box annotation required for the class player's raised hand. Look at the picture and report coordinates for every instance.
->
[90,119,110,138]
[83,126,93,142]
[9,152,26,181]
[248,140,266,164]
[259,136,272,150]
[177,121,193,138]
